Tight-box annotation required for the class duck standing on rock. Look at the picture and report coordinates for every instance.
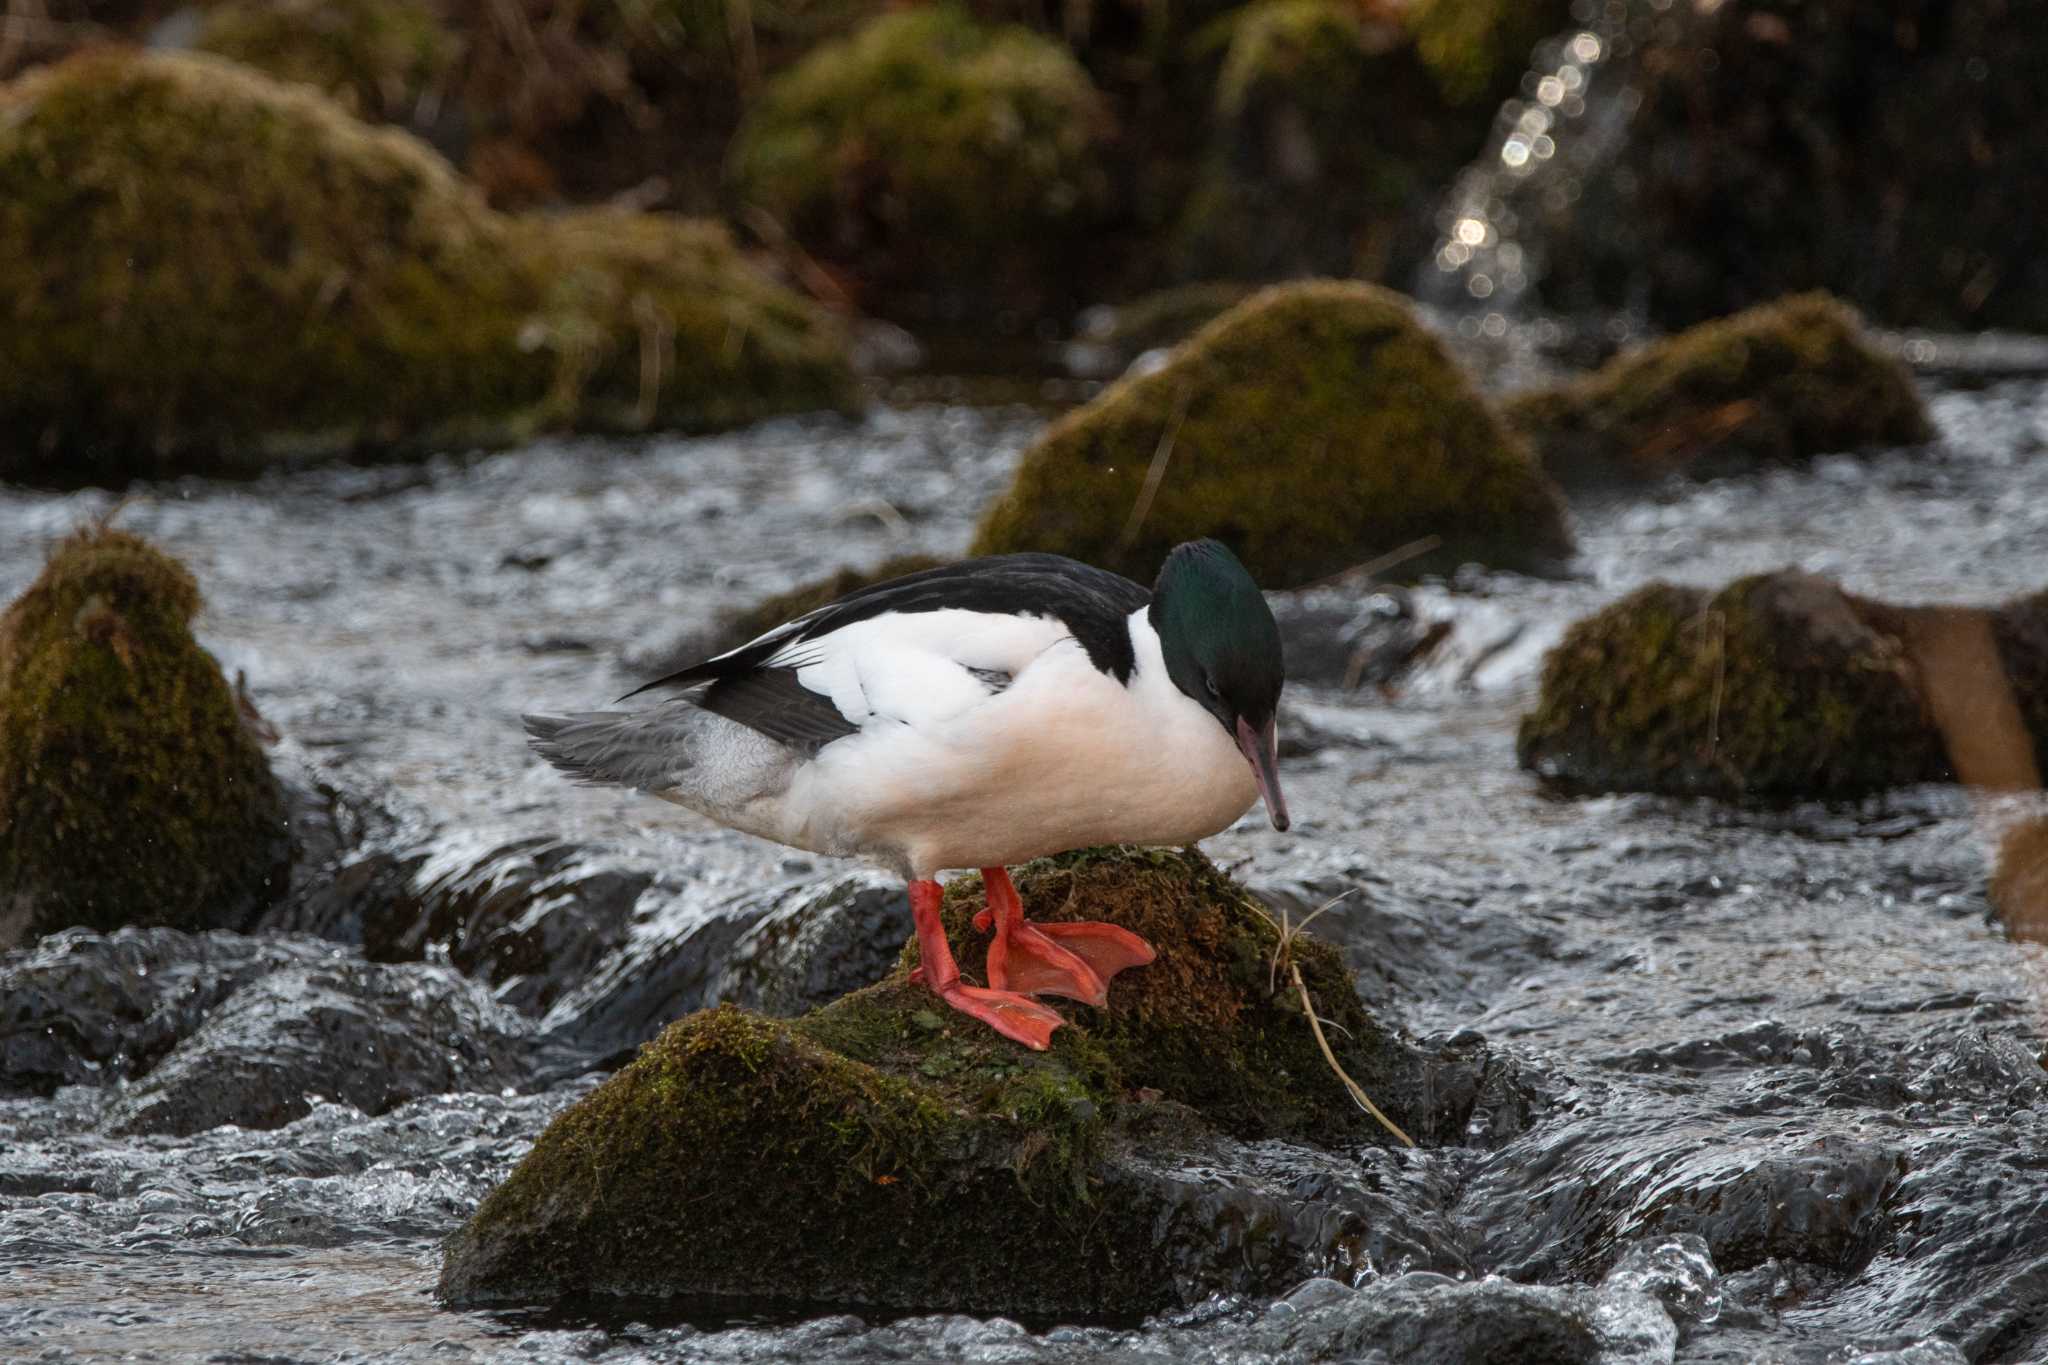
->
[525,539,1288,1049]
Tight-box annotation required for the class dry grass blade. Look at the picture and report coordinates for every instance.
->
[1250,890,1415,1147]
[1118,385,1190,550]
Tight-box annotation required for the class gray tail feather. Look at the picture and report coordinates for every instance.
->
[523,710,695,792]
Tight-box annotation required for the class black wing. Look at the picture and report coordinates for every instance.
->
[695,667,860,757]
[622,552,1153,703]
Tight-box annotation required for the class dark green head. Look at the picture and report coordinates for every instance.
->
[1150,539,1289,831]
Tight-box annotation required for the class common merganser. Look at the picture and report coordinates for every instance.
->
[524,538,1288,1049]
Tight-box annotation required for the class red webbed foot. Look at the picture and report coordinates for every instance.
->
[974,867,1157,1005]
[909,877,1067,1050]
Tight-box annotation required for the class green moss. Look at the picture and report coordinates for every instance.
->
[0,527,289,946]
[510,209,861,433]
[0,50,856,482]
[732,6,1112,309]
[195,0,458,123]
[1993,588,2048,781]
[1081,281,1262,360]
[1503,293,1935,484]
[972,280,1575,588]
[1517,571,1952,800]
[1404,0,1575,107]
[441,846,1475,1312]
[1200,0,1388,119]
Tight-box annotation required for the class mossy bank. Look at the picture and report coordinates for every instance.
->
[439,847,1500,1314]
[973,281,1574,588]
[0,49,856,483]
[1518,570,1953,800]
[0,528,289,948]
[1505,294,1933,484]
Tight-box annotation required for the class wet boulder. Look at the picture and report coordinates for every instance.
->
[439,847,1502,1314]
[1993,588,2048,782]
[732,7,1112,318]
[0,528,290,948]
[0,49,856,482]
[972,281,1575,588]
[1063,281,1261,378]
[102,957,532,1137]
[1504,294,1934,484]
[1517,570,1951,800]
[1532,0,2048,334]
[0,928,334,1096]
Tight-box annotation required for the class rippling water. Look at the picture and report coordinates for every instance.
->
[4,374,2047,1362]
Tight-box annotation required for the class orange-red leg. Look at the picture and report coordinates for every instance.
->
[972,867,1156,1006]
[907,878,1064,1049]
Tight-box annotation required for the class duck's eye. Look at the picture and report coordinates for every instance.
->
[1204,675,1220,698]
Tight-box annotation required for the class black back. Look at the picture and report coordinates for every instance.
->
[621,554,1153,755]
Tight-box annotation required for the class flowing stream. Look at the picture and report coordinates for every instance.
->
[4,368,2048,1361]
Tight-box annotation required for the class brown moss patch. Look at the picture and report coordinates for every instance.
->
[0,527,288,946]
[1518,570,1952,800]
[195,0,458,124]
[1503,293,1934,484]
[972,280,1575,588]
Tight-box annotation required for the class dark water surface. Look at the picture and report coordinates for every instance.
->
[4,378,2048,1362]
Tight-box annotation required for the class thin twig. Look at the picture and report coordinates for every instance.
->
[1119,386,1190,550]
[1301,535,1445,592]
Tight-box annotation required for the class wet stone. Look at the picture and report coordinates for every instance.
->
[100,958,533,1137]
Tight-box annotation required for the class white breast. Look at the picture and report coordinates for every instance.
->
[773,607,1256,877]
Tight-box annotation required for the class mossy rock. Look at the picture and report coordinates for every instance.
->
[511,209,861,435]
[439,847,1493,1314]
[0,528,289,949]
[194,0,458,125]
[1518,570,1952,800]
[0,49,856,482]
[732,6,1112,315]
[1503,294,1934,484]
[972,281,1575,588]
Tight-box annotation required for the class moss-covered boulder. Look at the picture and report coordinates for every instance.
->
[974,281,1574,588]
[0,49,856,482]
[195,0,458,127]
[732,6,1112,317]
[439,847,1497,1314]
[1518,570,1952,800]
[0,528,289,949]
[1504,294,1934,484]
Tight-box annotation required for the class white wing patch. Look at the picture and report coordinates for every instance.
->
[773,609,1073,733]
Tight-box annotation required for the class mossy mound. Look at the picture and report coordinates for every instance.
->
[512,209,860,434]
[732,6,1112,315]
[195,0,458,125]
[1403,0,1572,107]
[973,281,1575,588]
[0,49,856,482]
[1504,294,1934,484]
[0,528,289,948]
[439,847,1488,1314]
[1518,571,1951,800]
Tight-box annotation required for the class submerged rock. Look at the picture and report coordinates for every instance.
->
[439,847,1501,1314]
[0,50,855,482]
[972,282,1574,588]
[733,7,1112,317]
[1517,570,1952,800]
[0,528,289,948]
[1504,294,1933,483]
[1994,588,2048,782]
